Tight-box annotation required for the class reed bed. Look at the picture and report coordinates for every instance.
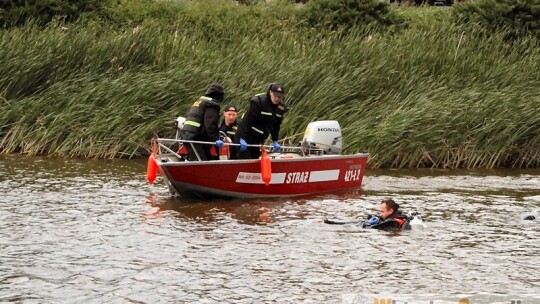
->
[1,2,539,168]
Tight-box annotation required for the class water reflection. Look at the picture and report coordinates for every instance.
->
[144,188,366,226]
[144,192,277,225]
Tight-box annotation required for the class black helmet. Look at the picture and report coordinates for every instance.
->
[205,83,225,102]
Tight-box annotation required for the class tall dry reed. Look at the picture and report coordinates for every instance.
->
[1,2,539,168]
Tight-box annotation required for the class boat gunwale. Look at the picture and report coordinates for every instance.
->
[156,153,369,167]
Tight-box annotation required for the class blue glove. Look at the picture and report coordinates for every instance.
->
[367,216,380,226]
[272,141,281,152]
[215,140,224,148]
[239,138,248,152]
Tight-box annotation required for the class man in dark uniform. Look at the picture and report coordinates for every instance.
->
[234,83,288,159]
[181,83,225,161]
[218,104,240,142]
[218,104,240,160]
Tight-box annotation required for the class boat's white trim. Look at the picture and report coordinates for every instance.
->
[234,169,341,185]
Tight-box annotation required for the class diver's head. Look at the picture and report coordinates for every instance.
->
[379,198,399,220]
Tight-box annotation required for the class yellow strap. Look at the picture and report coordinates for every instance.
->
[184,121,201,127]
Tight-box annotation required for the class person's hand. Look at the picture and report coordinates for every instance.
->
[272,141,281,152]
[367,216,380,226]
[215,140,224,148]
[239,138,248,152]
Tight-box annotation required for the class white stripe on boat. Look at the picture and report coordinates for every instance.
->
[308,169,340,182]
[235,170,340,184]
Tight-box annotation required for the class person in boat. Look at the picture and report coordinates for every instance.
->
[218,104,241,160]
[181,83,225,161]
[324,198,411,232]
[219,104,240,141]
[233,83,288,159]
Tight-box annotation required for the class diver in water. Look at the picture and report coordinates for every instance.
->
[364,198,411,231]
[324,198,422,232]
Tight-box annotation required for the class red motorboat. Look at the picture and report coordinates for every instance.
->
[148,121,369,198]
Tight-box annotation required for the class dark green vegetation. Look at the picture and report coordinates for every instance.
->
[0,0,111,27]
[1,0,539,168]
[453,0,540,40]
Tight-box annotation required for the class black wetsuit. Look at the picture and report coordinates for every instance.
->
[324,211,410,232]
[364,211,410,232]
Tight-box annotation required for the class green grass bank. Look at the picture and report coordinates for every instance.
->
[1,1,539,168]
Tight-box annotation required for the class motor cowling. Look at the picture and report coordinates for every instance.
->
[301,120,343,155]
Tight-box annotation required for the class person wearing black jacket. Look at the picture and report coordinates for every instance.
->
[218,104,240,142]
[234,83,288,159]
[181,83,225,161]
[217,104,240,160]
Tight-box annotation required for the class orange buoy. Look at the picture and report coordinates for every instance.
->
[146,153,158,184]
[260,147,272,186]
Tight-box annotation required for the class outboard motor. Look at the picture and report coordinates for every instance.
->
[301,120,343,155]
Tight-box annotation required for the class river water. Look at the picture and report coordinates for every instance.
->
[1,154,539,303]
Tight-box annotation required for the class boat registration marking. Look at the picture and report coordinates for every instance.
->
[344,169,362,182]
[236,172,286,184]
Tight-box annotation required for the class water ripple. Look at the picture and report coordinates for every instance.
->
[1,155,539,303]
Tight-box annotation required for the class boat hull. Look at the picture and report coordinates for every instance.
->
[156,153,368,198]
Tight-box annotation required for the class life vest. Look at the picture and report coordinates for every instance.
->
[182,96,219,135]
[369,214,409,231]
[392,217,407,229]
[246,94,287,140]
